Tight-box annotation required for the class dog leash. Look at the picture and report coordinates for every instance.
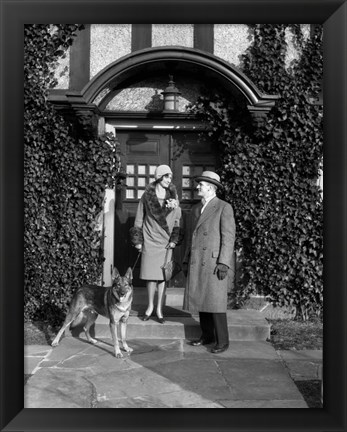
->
[132,251,141,272]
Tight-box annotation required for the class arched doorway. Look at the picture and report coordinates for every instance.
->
[48,47,279,286]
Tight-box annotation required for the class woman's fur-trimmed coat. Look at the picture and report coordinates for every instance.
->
[130,182,183,281]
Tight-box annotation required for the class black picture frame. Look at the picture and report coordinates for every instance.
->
[1,1,346,431]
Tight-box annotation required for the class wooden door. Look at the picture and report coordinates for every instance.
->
[114,131,218,287]
[114,132,169,286]
[170,132,218,287]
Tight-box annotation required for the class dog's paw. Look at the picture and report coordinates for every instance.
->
[123,345,133,354]
[51,340,59,347]
[115,351,123,358]
[88,337,98,345]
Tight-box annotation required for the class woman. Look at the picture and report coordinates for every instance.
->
[130,165,183,323]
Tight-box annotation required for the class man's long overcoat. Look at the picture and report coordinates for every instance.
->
[183,196,236,313]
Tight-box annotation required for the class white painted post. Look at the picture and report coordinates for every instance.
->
[102,122,118,286]
[102,188,115,286]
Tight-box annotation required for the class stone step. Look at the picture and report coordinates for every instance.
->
[68,309,271,342]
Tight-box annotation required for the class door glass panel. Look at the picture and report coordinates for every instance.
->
[182,165,191,175]
[126,177,135,187]
[138,177,146,187]
[182,178,191,188]
[138,165,146,175]
[181,165,196,201]
[124,164,160,201]
[149,165,157,175]
[126,164,135,175]
[126,190,135,199]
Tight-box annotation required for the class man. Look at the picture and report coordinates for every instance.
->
[183,171,236,354]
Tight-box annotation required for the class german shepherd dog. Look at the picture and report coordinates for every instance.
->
[51,267,133,358]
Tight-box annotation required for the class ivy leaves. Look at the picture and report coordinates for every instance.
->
[24,25,120,324]
[190,24,323,320]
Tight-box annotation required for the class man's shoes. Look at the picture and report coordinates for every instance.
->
[211,343,229,354]
[190,337,215,346]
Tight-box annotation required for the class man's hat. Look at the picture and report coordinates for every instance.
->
[195,171,223,188]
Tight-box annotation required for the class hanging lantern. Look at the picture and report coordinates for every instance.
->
[161,75,181,112]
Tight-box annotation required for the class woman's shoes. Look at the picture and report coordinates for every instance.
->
[142,310,165,323]
[156,313,165,324]
[142,307,153,321]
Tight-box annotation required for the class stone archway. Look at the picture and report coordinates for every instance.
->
[49,46,279,133]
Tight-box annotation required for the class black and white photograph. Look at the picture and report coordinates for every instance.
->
[1,2,346,431]
[23,22,324,409]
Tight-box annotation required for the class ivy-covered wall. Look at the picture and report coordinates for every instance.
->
[25,24,323,324]
[189,24,323,320]
[24,25,121,324]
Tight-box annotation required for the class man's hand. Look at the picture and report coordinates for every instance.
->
[135,244,142,252]
[214,264,228,280]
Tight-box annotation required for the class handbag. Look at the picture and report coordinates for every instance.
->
[161,248,182,282]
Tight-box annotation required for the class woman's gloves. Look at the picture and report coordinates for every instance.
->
[165,198,179,210]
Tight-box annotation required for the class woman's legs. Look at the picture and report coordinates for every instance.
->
[144,280,166,321]
[156,281,166,318]
[145,281,156,316]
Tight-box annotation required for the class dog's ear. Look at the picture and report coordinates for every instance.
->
[112,267,121,281]
[124,267,133,282]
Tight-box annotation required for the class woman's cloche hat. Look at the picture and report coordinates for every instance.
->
[155,164,173,180]
[195,171,223,188]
